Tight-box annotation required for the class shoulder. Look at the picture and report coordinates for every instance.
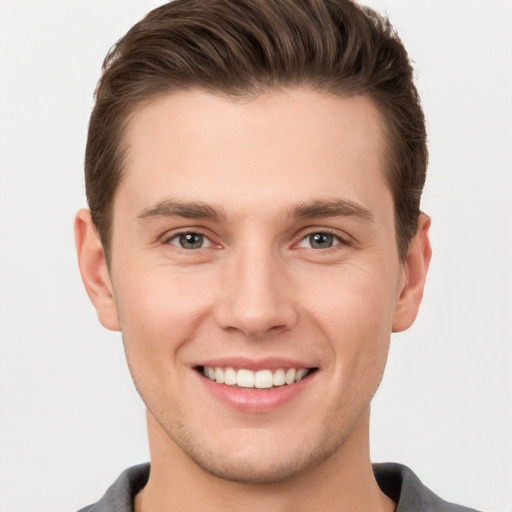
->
[77,463,150,512]
[373,463,481,512]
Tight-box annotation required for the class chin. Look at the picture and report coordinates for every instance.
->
[184,444,339,485]
[162,416,355,485]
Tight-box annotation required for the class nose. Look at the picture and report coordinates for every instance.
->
[215,247,299,338]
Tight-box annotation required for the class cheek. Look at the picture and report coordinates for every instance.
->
[112,265,217,362]
[111,267,220,417]
[304,262,398,333]
[301,262,399,375]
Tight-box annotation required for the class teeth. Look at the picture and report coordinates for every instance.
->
[237,369,254,388]
[295,368,308,382]
[202,366,311,388]
[224,367,237,385]
[254,370,273,389]
[285,368,296,385]
[214,367,224,384]
[272,368,286,386]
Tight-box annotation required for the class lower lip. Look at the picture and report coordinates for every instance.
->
[197,371,315,413]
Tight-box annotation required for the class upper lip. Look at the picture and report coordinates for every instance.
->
[193,357,317,371]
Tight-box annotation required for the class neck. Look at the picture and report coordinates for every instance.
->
[136,409,395,512]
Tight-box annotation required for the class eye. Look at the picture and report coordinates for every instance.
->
[168,232,211,250]
[297,232,342,250]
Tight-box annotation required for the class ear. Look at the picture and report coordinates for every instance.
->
[74,209,120,331]
[392,213,432,332]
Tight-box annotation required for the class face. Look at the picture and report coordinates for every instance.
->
[77,88,430,484]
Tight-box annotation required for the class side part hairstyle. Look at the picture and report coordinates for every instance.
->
[85,0,427,261]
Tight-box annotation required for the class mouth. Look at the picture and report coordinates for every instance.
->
[196,365,318,390]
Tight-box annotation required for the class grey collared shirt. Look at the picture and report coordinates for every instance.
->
[78,462,481,512]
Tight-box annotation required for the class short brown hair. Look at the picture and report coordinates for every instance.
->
[85,0,427,261]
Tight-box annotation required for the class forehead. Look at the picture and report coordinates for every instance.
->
[119,88,390,218]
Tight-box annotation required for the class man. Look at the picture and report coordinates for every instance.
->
[74,0,479,510]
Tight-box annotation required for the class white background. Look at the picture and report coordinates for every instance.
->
[0,1,511,511]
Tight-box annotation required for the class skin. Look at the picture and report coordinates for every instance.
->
[75,88,431,512]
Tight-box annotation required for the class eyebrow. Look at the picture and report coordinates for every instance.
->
[137,199,226,222]
[288,199,374,222]
[136,198,373,223]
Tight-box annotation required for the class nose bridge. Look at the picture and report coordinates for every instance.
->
[216,239,297,337]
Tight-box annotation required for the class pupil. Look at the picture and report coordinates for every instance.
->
[179,233,203,249]
[311,233,333,249]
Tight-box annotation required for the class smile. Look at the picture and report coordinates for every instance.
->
[200,366,314,389]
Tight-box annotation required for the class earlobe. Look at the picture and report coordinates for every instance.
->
[74,209,120,331]
[392,214,432,332]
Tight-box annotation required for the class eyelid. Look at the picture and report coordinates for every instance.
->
[160,228,221,249]
[158,226,352,251]
[293,227,352,249]
[296,234,341,249]
[169,233,212,249]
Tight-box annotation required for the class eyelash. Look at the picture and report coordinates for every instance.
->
[295,229,350,252]
[161,228,350,253]
[163,230,216,251]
